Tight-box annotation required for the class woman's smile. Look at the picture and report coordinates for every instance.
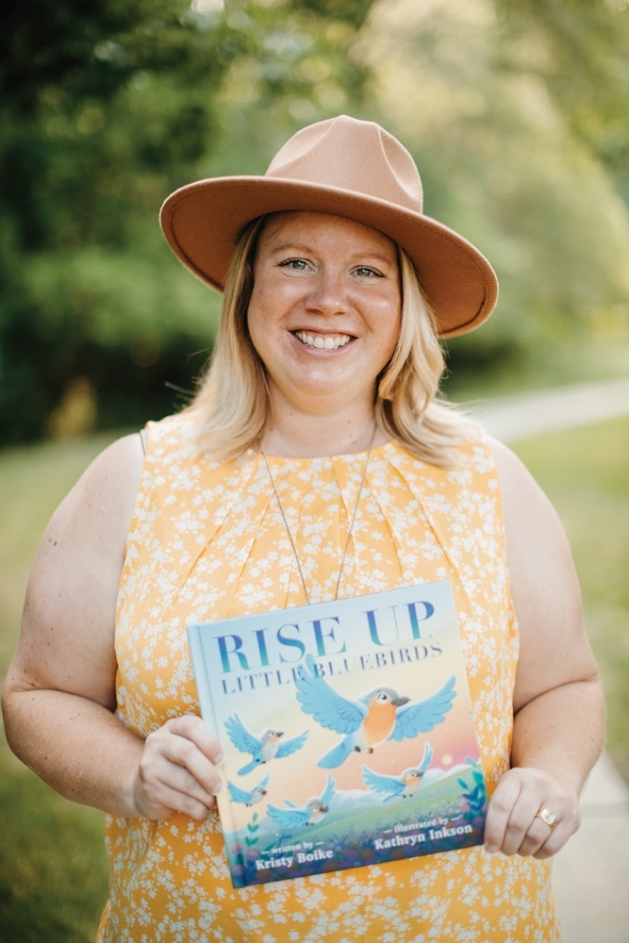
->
[292,329,353,350]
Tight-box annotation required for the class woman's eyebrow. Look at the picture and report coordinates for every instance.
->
[270,242,315,254]
[350,252,395,265]
[271,243,395,264]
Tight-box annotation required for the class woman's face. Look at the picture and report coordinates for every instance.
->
[247,211,401,415]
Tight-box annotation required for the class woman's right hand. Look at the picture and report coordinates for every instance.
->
[2,435,227,824]
[132,715,225,821]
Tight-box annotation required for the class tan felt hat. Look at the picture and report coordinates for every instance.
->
[160,115,498,338]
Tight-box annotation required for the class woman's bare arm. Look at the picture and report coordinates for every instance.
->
[1,433,223,819]
[485,438,605,858]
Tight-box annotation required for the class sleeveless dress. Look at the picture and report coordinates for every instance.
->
[97,411,560,943]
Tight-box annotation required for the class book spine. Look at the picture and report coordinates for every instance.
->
[187,625,218,737]
[187,624,246,885]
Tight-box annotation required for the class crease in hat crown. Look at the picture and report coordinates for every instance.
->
[159,114,499,337]
[264,115,424,214]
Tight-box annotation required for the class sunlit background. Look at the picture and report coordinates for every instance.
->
[2,0,629,443]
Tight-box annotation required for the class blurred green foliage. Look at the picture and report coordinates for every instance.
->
[492,0,629,202]
[361,0,629,386]
[1,0,629,442]
[0,0,374,442]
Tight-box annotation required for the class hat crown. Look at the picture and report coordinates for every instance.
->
[265,115,424,215]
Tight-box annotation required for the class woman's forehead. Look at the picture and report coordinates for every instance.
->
[257,210,397,259]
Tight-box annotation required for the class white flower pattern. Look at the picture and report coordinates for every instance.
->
[97,412,559,942]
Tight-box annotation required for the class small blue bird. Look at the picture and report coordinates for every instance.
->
[267,775,336,828]
[225,713,309,776]
[295,653,455,769]
[227,773,270,807]
[362,742,434,801]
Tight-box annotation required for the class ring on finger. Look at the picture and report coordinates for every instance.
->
[535,807,559,831]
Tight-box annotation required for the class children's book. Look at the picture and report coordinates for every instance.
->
[187,580,487,888]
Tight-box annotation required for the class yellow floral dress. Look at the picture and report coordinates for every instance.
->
[97,411,560,942]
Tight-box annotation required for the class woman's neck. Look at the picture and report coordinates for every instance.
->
[260,403,386,458]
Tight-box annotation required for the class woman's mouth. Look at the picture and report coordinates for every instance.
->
[293,330,353,350]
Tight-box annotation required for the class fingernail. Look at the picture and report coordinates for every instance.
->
[214,753,224,766]
[212,782,223,796]
[485,844,498,855]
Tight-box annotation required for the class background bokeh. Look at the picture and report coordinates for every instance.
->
[1,0,629,939]
[2,0,629,443]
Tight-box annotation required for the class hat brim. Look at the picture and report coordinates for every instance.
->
[160,177,498,338]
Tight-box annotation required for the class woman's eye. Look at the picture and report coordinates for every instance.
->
[280,259,308,271]
[355,267,381,277]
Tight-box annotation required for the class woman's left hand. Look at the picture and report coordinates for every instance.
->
[484,766,581,859]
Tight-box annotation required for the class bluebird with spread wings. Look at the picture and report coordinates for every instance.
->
[267,775,336,828]
[362,742,433,801]
[224,713,309,776]
[227,773,270,807]
[294,654,455,769]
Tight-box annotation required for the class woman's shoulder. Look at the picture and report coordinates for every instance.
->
[390,415,498,476]
[70,413,196,509]
[141,408,228,465]
[19,433,145,664]
[52,432,145,549]
[487,434,568,543]
[142,409,198,451]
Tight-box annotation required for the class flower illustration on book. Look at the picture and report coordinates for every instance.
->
[227,773,270,807]
[361,742,433,802]
[294,653,456,768]
[224,714,309,776]
[267,775,336,828]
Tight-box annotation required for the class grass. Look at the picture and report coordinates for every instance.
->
[0,417,628,937]
[0,433,119,943]
[0,753,110,943]
[512,415,629,782]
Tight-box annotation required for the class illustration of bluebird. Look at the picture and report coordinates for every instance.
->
[227,773,270,807]
[294,653,455,769]
[362,742,434,801]
[224,713,309,776]
[267,775,336,828]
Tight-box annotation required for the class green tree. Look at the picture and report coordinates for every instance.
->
[491,0,629,201]
[360,0,629,388]
[0,0,375,443]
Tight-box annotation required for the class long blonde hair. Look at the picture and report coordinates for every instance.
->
[188,214,466,465]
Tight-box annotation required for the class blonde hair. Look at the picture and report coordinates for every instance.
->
[187,215,466,465]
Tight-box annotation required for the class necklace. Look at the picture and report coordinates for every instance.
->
[261,426,377,605]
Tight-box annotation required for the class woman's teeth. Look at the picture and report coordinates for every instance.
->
[294,331,352,350]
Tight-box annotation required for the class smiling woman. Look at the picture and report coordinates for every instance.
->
[2,116,604,943]
[193,209,457,463]
[248,212,401,426]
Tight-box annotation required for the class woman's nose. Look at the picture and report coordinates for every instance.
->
[305,269,350,317]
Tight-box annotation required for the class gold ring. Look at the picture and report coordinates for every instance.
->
[536,808,559,831]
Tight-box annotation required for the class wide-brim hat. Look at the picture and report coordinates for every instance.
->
[160,115,498,338]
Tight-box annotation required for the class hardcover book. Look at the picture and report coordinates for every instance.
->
[187,580,487,888]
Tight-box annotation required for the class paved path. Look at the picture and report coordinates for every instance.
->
[468,376,629,443]
[469,378,629,943]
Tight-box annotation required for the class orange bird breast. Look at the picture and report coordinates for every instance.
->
[362,702,398,747]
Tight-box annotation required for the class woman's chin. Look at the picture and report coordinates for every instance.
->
[271,369,373,410]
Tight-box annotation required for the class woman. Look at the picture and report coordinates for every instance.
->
[2,116,604,941]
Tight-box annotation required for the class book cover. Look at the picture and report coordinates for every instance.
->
[187,580,487,888]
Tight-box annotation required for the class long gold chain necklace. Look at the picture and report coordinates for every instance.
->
[260,426,377,605]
